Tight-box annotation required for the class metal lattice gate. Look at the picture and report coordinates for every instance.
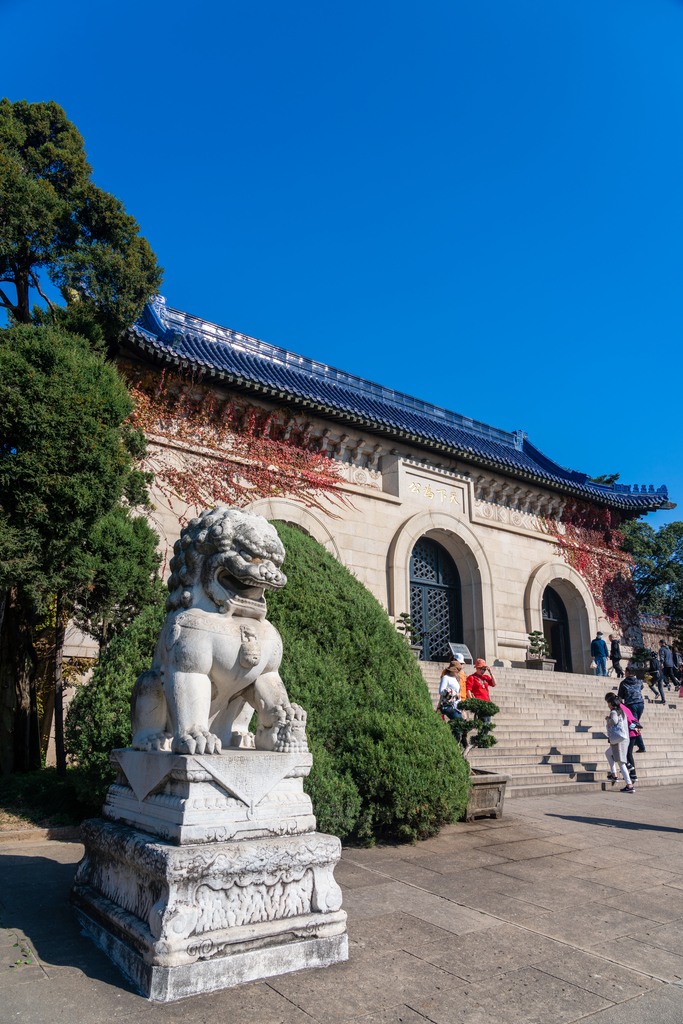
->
[409,537,462,661]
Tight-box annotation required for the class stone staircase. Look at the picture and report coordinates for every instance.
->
[420,662,683,798]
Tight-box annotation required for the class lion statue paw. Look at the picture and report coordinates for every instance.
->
[257,703,308,753]
[172,727,222,755]
[132,729,173,752]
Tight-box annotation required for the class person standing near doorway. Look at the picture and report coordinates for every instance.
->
[609,635,624,678]
[438,662,464,721]
[466,659,497,701]
[591,632,609,677]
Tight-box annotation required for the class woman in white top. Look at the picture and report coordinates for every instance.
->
[604,691,634,793]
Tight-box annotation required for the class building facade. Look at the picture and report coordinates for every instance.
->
[120,297,674,674]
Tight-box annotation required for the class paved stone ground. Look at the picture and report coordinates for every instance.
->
[2,785,683,1024]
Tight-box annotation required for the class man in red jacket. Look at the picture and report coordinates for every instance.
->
[466,659,497,701]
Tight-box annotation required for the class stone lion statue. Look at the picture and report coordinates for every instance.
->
[130,507,307,755]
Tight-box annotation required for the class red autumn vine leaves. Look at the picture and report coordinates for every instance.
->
[124,367,346,519]
[546,500,641,643]
[125,367,641,637]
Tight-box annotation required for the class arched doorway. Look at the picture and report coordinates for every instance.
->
[409,537,463,661]
[543,585,572,672]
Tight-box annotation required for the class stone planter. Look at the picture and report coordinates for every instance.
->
[464,769,512,822]
[410,644,423,660]
[526,658,556,672]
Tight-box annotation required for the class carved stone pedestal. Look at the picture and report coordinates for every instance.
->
[71,750,347,1001]
[102,748,317,845]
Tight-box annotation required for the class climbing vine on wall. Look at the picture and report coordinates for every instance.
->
[545,500,641,644]
[124,367,346,520]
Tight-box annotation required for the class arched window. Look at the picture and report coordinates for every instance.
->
[542,585,572,672]
[409,537,462,661]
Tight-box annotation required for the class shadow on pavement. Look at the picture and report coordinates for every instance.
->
[0,849,137,992]
[544,813,683,834]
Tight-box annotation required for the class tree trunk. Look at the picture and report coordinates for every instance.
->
[0,592,15,775]
[54,590,67,776]
[0,589,41,774]
[14,269,31,324]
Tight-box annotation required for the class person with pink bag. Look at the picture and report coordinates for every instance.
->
[621,701,643,783]
[604,692,634,793]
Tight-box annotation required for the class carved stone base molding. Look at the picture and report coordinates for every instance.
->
[71,819,347,1001]
[103,749,316,845]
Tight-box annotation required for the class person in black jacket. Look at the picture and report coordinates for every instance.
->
[608,635,624,678]
[618,671,647,737]
[618,671,647,774]
[659,641,677,691]
[648,651,666,704]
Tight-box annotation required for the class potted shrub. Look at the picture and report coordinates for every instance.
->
[449,698,511,820]
[526,630,556,671]
[396,612,423,659]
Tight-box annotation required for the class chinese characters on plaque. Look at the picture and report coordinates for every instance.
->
[408,480,461,505]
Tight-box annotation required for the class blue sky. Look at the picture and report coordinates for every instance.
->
[3,0,682,527]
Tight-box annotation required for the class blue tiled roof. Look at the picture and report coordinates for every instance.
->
[126,298,673,513]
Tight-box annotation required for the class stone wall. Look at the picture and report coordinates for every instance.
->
[136,379,619,675]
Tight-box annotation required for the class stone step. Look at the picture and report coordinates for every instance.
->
[475,750,683,765]
[470,751,683,766]
[424,662,683,800]
[506,774,683,799]
[471,761,683,782]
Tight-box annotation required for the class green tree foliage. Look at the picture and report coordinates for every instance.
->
[66,522,470,840]
[267,522,470,842]
[620,520,683,614]
[448,698,500,756]
[72,504,165,653]
[0,324,134,593]
[0,98,162,344]
[590,473,620,486]
[0,324,159,773]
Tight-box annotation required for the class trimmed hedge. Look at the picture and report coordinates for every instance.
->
[267,522,470,842]
[65,521,470,841]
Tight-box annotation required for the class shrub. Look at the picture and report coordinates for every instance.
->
[267,522,470,842]
[448,698,500,758]
[64,521,470,840]
[0,767,88,827]
[65,601,165,808]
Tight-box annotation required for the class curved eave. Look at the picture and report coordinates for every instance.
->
[123,330,672,515]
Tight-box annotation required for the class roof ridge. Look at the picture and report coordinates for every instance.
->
[127,299,673,514]
[161,304,517,448]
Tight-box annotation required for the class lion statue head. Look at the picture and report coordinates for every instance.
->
[167,507,287,613]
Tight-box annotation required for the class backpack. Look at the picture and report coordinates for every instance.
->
[437,684,457,712]
[607,709,628,743]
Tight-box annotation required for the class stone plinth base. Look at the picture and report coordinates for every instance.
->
[71,819,347,1001]
[75,905,347,1002]
[104,749,316,845]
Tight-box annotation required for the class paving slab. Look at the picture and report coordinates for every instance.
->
[577,985,683,1024]
[596,884,683,923]
[488,875,626,911]
[624,919,683,954]
[408,922,567,982]
[465,966,613,1024]
[347,912,456,961]
[3,785,683,1023]
[521,904,658,948]
[532,947,657,1002]
[588,936,683,984]
[267,950,458,1024]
